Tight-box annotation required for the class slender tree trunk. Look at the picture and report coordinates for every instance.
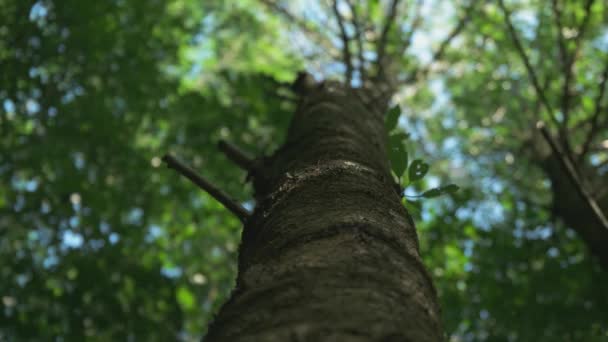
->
[205,81,443,341]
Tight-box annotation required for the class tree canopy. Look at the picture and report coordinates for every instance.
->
[1,0,607,341]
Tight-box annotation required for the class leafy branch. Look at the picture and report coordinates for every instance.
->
[385,105,460,203]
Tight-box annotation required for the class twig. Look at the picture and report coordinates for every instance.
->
[332,0,353,83]
[498,0,560,129]
[376,0,400,80]
[567,0,595,73]
[218,140,255,172]
[536,122,608,231]
[579,59,608,160]
[500,0,583,174]
[162,154,250,222]
[403,0,477,84]
[562,0,595,143]
[258,0,339,58]
[551,0,595,157]
[550,0,572,133]
[431,1,476,63]
[396,0,424,58]
[347,0,366,82]
[550,0,567,72]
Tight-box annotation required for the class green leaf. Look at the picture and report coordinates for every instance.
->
[176,286,195,311]
[408,159,429,183]
[421,188,442,198]
[582,96,594,112]
[389,144,408,181]
[419,184,459,199]
[402,198,422,213]
[387,131,410,182]
[388,131,410,147]
[440,184,460,194]
[385,105,401,132]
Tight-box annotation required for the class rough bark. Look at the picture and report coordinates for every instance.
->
[205,82,442,341]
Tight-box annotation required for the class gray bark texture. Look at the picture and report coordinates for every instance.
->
[205,81,443,341]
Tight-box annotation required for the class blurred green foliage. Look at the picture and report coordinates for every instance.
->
[1,0,607,341]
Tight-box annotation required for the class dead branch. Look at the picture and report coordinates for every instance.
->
[218,140,255,172]
[162,154,250,222]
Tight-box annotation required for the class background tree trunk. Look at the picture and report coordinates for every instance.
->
[205,81,443,341]
[540,154,608,269]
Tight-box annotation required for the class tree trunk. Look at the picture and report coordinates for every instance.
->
[205,81,443,341]
[540,154,608,269]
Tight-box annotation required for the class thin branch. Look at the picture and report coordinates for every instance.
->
[431,1,475,63]
[498,0,559,129]
[396,0,424,58]
[499,0,585,174]
[498,2,553,119]
[403,0,477,84]
[550,0,572,128]
[259,0,339,58]
[332,0,353,83]
[218,140,255,172]
[536,122,608,231]
[162,154,250,222]
[579,59,608,159]
[551,0,595,157]
[347,0,366,81]
[376,0,401,79]
[562,0,595,130]
[550,0,568,75]
[567,0,595,72]
[588,143,608,153]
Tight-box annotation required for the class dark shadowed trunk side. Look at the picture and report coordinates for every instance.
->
[540,155,608,269]
[205,81,442,341]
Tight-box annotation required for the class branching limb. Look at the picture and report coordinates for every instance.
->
[566,0,595,73]
[403,0,477,84]
[550,0,572,133]
[332,0,354,83]
[551,0,595,156]
[499,0,585,174]
[550,0,568,70]
[376,0,400,80]
[258,0,339,58]
[498,0,559,128]
[430,1,476,64]
[347,0,366,82]
[162,154,250,223]
[499,0,560,131]
[579,59,608,160]
[536,122,608,231]
[396,0,424,58]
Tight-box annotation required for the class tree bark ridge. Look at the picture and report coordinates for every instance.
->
[205,84,442,341]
